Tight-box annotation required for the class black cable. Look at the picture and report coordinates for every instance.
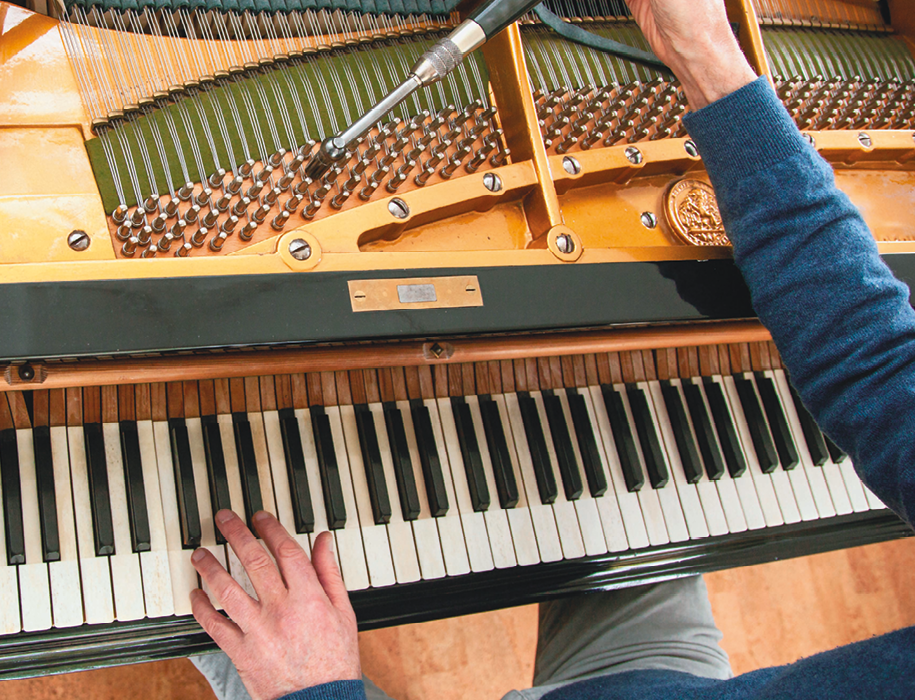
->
[532,4,670,74]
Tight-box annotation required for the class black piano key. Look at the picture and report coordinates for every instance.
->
[825,435,848,464]
[566,390,608,497]
[32,426,60,563]
[479,397,520,509]
[169,418,201,549]
[754,373,799,471]
[626,385,670,489]
[702,379,747,479]
[0,429,25,565]
[355,405,393,525]
[232,413,263,528]
[410,400,449,517]
[83,423,116,556]
[310,407,346,529]
[733,376,779,474]
[202,415,232,544]
[451,397,490,512]
[279,409,315,534]
[542,392,584,501]
[119,421,151,553]
[518,392,559,504]
[383,403,421,521]
[600,386,645,493]
[785,383,829,466]
[682,383,726,481]
[660,381,704,484]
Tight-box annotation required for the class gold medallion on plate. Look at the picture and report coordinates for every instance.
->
[665,179,730,246]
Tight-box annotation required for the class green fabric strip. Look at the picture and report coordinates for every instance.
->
[85,37,489,211]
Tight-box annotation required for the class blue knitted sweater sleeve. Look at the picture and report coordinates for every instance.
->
[685,76,915,528]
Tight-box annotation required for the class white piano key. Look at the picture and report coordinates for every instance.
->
[187,417,228,608]
[103,423,146,621]
[464,396,518,568]
[262,410,313,555]
[16,429,52,631]
[293,408,328,557]
[136,420,174,618]
[419,399,472,576]
[338,405,397,588]
[247,413,277,516]
[688,379,747,535]
[325,406,373,590]
[612,385,671,546]
[836,456,871,512]
[864,482,888,510]
[554,391,608,556]
[707,376,767,531]
[218,414,258,599]
[719,378,785,528]
[67,425,115,624]
[586,386,651,550]
[529,392,587,559]
[396,401,448,579]
[501,394,565,563]
[48,426,83,628]
[434,398,495,572]
[487,395,540,566]
[370,403,422,583]
[0,437,20,634]
[631,383,691,543]
[646,382,710,540]
[772,370,847,518]
[666,380,730,537]
[760,372,819,522]
[574,389,631,552]
[152,421,197,616]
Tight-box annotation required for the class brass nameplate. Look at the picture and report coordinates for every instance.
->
[348,276,484,312]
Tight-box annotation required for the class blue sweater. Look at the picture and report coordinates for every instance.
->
[283,77,915,700]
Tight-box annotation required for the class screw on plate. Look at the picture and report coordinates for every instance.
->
[67,230,91,252]
[684,140,699,158]
[388,198,410,219]
[803,133,816,148]
[641,212,658,229]
[858,132,873,148]
[430,343,445,358]
[625,146,643,165]
[288,238,312,261]
[555,233,575,255]
[562,156,582,175]
[482,173,503,192]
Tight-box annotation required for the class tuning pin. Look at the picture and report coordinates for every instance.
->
[285,193,305,213]
[239,220,257,241]
[220,215,239,234]
[251,203,271,224]
[239,159,256,177]
[175,242,193,258]
[112,204,129,223]
[209,231,228,251]
[268,149,286,168]
[121,236,139,257]
[130,208,147,227]
[414,164,436,187]
[255,165,274,184]
[143,194,160,213]
[207,169,227,188]
[137,225,153,246]
[195,187,213,207]
[359,165,389,200]
[177,183,195,201]
[115,224,132,241]
[157,231,175,252]
[225,176,244,195]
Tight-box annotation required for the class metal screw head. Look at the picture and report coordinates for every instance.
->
[18,364,34,381]
[482,172,503,192]
[555,233,575,255]
[562,156,582,175]
[625,146,643,165]
[803,133,816,148]
[641,212,658,229]
[684,140,699,158]
[388,198,410,219]
[288,238,312,261]
[858,132,873,148]
[67,230,91,251]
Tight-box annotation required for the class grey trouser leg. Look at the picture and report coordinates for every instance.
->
[502,576,732,700]
[191,652,395,700]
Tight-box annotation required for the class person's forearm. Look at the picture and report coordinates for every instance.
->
[685,80,915,527]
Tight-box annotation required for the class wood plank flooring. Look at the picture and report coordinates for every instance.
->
[2,537,913,699]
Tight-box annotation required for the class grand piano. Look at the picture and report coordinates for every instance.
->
[0,0,912,679]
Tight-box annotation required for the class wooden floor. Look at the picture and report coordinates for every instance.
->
[3,537,914,699]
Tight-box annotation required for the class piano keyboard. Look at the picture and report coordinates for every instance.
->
[0,342,888,634]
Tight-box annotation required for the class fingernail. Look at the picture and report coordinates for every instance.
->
[253,511,270,523]
[326,534,335,556]
[191,549,206,562]
[216,510,234,524]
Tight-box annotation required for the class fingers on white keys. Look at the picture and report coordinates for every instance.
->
[251,511,318,589]
[311,532,351,613]
[191,546,258,624]
[190,588,244,652]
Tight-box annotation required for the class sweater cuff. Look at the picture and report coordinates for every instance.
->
[683,76,808,182]
[279,680,367,700]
